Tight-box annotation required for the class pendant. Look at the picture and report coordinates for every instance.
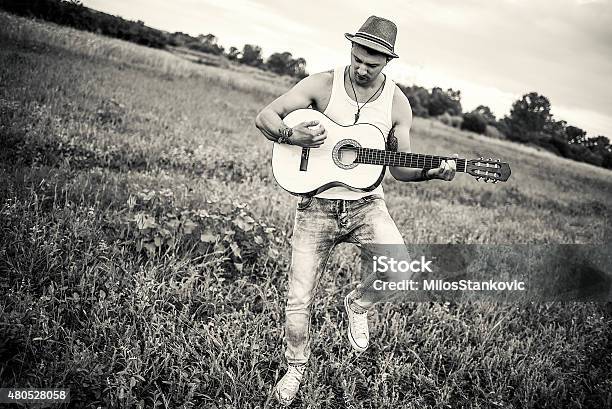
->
[354,112,359,124]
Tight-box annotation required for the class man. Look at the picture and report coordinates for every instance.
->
[255,16,457,406]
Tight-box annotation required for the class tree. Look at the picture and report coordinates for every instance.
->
[170,31,191,47]
[544,119,567,138]
[538,119,570,157]
[187,33,224,55]
[227,46,241,61]
[398,85,430,117]
[240,44,263,67]
[198,34,217,44]
[585,135,611,155]
[289,57,307,79]
[266,52,293,75]
[428,87,462,116]
[473,105,496,124]
[266,52,308,78]
[566,125,587,145]
[505,92,552,142]
[603,150,612,169]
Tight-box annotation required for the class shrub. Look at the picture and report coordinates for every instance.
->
[116,189,285,277]
[450,115,463,128]
[602,151,612,169]
[438,113,463,129]
[438,112,452,126]
[461,112,487,134]
[485,125,506,139]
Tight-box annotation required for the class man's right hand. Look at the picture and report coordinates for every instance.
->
[289,120,327,148]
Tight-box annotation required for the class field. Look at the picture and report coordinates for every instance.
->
[1,12,611,409]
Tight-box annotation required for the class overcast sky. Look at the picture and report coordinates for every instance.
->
[83,0,612,137]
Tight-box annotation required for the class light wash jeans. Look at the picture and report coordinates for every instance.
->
[285,194,411,365]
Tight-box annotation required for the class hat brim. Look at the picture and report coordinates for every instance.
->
[345,33,399,59]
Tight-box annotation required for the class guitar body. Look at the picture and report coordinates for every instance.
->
[272,109,387,196]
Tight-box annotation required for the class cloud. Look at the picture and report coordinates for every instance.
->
[198,0,313,36]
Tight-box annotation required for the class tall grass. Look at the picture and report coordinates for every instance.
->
[0,12,291,99]
[1,11,611,409]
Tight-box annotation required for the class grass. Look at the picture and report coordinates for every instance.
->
[1,11,611,409]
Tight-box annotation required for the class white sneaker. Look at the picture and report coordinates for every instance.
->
[274,364,305,406]
[344,293,369,352]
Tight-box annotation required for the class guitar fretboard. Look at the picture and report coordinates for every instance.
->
[354,147,467,172]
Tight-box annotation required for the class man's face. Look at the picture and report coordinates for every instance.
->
[350,44,388,86]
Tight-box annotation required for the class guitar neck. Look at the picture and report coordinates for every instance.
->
[354,148,467,172]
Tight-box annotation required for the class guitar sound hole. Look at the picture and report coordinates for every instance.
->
[338,146,357,166]
[333,138,360,170]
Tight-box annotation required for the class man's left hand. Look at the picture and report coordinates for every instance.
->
[428,153,458,181]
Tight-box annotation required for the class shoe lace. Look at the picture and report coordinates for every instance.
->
[282,365,304,391]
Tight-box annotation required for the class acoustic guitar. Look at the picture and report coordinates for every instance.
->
[271,109,511,196]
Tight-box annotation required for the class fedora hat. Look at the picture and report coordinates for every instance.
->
[345,16,399,59]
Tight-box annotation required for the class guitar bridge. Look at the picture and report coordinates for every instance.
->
[299,148,310,171]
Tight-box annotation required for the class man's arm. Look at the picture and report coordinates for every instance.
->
[255,73,330,148]
[388,86,457,182]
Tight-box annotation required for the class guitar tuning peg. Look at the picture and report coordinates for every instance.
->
[488,157,492,161]
[496,158,500,162]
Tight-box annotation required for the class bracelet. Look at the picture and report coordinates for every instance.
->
[277,126,293,144]
[421,168,433,181]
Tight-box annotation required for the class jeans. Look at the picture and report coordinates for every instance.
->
[284,194,411,365]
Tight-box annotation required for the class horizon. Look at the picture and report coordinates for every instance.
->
[82,0,612,139]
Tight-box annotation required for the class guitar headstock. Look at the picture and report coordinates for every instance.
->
[466,157,511,183]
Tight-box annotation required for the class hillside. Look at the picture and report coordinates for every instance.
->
[1,12,611,409]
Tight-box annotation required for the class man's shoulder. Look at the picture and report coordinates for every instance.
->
[391,85,412,111]
[391,84,413,125]
[391,84,410,105]
[292,70,334,103]
[299,70,334,89]
[318,69,335,78]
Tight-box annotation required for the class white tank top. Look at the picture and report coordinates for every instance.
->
[315,65,395,200]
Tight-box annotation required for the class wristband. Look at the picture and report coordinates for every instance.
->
[421,168,433,181]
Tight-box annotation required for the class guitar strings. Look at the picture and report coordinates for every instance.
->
[293,146,471,172]
[355,148,469,171]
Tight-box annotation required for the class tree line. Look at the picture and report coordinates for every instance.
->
[400,85,611,169]
[0,0,308,78]
[2,0,609,169]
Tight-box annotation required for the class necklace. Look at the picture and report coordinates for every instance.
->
[348,67,386,124]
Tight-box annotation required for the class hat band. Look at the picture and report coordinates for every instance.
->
[354,31,394,51]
